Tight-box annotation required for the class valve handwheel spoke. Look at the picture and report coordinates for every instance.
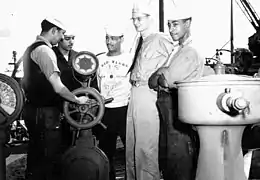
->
[79,113,85,124]
[68,109,79,115]
[86,111,96,120]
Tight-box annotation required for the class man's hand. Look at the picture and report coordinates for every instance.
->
[158,74,169,88]
[148,67,168,90]
[148,72,161,90]
[76,96,89,104]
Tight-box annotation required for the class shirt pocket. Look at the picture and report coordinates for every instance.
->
[141,50,167,74]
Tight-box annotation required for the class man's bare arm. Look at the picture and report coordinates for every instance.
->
[48,72,82,103]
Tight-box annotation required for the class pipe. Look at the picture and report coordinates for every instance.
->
[231,0,235,64]
[159,0,164,32]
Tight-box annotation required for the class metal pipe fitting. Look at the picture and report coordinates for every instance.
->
[217,88,250,115]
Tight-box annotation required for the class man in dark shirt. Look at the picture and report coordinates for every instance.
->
[52,29,99,150]
[52,30,81,166]
[53,29,80,92]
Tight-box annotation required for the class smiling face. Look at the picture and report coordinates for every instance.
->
[105,34,123,54]
[167,19,191,42]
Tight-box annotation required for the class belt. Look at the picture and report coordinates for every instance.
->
[131,80,148,87]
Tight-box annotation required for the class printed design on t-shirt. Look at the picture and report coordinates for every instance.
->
[99,57,130,98]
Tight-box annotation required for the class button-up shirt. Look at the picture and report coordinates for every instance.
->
[162,37,205,88]
[131,33,174,83]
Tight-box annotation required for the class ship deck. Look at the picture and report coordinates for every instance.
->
[5,138,260,180]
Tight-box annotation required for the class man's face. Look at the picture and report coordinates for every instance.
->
[51,28,65,45]
[168,19,189,41]
[59,35,75,51]
[105,35,123,53]
[132,13,150,32]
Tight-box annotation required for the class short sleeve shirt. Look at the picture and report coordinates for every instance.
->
[131,33,174,82]
[162,38,205,88]
[30,35,60,79]
[97,52,133,108]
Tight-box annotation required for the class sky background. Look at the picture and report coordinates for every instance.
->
[0,0,260,76]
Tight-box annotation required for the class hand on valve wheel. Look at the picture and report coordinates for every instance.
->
[76,96,89,104]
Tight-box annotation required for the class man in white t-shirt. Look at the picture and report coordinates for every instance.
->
[93,24,132,180]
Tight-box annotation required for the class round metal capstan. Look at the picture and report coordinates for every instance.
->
[72,51,99,80]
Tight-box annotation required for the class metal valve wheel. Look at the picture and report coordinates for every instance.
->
[63,87,105,130]
[0,73,24,127]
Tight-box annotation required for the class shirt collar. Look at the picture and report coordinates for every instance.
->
[180,36,192,48]
[36,35,52,48]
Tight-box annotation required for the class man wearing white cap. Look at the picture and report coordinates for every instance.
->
[148,5,205,180]
[53,29,94,160]
[126,1,174,180]
[21,17,89,180]
[53,29,81,92]
[93,23,132,180]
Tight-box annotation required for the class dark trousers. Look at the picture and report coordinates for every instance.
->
[22,104,63,180]
[157,90,199,180]
[92,105,127,180]
[60,117,73,149]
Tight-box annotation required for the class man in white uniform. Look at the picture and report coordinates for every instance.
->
[94,24,132,180]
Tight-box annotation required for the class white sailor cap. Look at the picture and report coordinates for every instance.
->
[132,1,153,16]
[64,27,76,37]
[167,5,192,21]
[44,17,66,30]
[105,24,124,37]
